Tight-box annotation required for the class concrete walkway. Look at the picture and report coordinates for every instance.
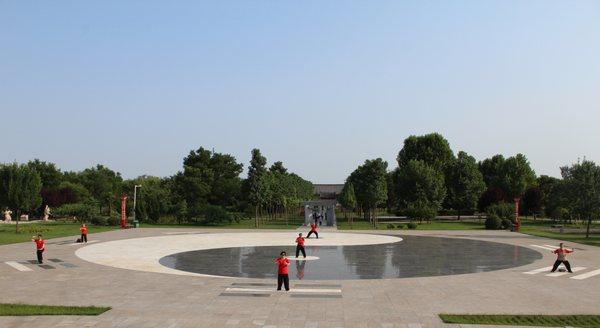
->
[1,228,599,328]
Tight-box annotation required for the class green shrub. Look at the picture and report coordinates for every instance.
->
[202,205,232,225]
[501,218,512,230]
[485,214,502,230]
[54,203,99,222]
[407,222,418,229]
[106,216,120,226]
[386,224,395,229]
[396,224,406,229]
[156,215,178,225]
[486,202,515,220]
[90,216,108,226]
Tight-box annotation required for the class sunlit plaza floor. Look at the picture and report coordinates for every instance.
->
[1,228,599,327]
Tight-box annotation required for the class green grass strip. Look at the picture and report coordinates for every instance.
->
[0,303,111,316]
[439,314,600,327]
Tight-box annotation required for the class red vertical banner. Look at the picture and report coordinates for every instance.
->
[514,197,520,231]
[121,194,128,229]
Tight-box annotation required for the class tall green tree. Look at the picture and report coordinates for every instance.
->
[446,151,486,220]
[561,160,600,238]
[394,160,446,222]
[347,158,388,226]
[78,165,123,215]
[338,182,357,223]
[0,163,42,232]
[27,159,62,189]
[397,133,455,173]
[478,155,506,187]
[247,148,267,227]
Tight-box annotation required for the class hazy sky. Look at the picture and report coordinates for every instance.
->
[1,1,599,183]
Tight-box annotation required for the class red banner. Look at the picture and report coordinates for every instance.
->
[121,194,128,229]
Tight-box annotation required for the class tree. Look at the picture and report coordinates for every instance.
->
[338,182,357,224]
[561,159,600,238]
[478,187,506,212]
[0,163,42,232]
[394,160,446,222]
[247,149,267,227]
[269,161,288,174]
[521,186,543,218]
[78,165,123,215]
[397,133,455,173]
[478,155,506,187]
[123,176,172,223]
[27,159,62,189]
[347,158,388,226]
[446,151,486,220]
[497,154,536,229]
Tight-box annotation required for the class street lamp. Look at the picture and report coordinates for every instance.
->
[133,185,142,224]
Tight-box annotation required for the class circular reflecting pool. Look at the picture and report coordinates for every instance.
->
[159,235,542,280]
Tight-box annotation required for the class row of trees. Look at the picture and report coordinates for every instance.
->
[338,133,599,237]
[0,147,314,227]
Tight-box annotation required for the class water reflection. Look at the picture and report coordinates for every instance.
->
[158,235,542,280]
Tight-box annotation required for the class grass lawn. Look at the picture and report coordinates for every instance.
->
[0,303,110,316]
[439,314,600,327]
[520,226,600,247]
[0,222,118,246]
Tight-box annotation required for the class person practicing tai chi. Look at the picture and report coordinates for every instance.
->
[80,223,88,243]
[295,233,306,258]
[307,222,318,239]
[32,234,45,264]
[551,243,574,273]
[274,251,290,291]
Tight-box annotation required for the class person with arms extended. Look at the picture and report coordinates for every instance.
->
[307,222,319,239]
[295,233,306,258]
[551,243,574,273]
[274,251,290,291]
[32,234,45,264]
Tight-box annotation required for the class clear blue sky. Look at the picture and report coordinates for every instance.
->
[1,1,599,183]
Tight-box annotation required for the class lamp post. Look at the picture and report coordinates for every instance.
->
[133,185,142,224]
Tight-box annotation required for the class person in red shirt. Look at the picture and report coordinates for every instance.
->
[31,234,45,264]
[80,224,88,243]
[551,243,574,273]
[295,233,306,258]
[274,251,290,291]
[307,223,319,239]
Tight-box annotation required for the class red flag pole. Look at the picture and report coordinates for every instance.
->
[121,194,128,229]
[514,197,520,231]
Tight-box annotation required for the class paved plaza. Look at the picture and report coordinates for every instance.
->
[1,228,600,328]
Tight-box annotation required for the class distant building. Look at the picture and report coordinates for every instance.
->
[313,184,344,200]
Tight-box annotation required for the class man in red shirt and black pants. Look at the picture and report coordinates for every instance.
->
[32,234,45,264]
[295,233,306,258]
[274,251,290,291]
[307,223,318,239]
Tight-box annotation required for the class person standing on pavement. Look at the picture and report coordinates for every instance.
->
[32,234,45,264]
[307,222,319,239]
[274,251,290,291]
[80,223,88,243]
[551,243,574,273]
[295,233,306,258]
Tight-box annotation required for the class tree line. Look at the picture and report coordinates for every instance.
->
[0,148,313,228]
[338,133,600,237]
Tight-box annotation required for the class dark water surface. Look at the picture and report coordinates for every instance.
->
[159,235,542,280]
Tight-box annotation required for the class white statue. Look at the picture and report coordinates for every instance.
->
[3,209,12,223]
[43,205,51,221]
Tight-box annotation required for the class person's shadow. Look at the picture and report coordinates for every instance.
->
[296,260,306,280]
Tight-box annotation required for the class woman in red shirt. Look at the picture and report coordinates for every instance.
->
[274,251,290,291]
[295,233,306,258]
[80,224,88,243]
[31,234,45,264]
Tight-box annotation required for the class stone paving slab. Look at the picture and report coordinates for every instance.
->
[0,228,598,327]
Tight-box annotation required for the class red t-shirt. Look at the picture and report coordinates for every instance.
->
[296,237,305,247]
[554,248,573,261]
[80,227,88,235]
[275,258,290,275]
[310,223,317,232]
[35,239,45,250]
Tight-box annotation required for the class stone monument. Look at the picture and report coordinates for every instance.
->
[3,209,12,223]
[43,205,51,221]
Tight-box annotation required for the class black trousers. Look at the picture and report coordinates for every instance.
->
[296,246,306,258]
[81,234,88,243]
[551,260,572,272]
[277,274,289,291]
[307,231,318,239]
[36,249,44,264]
